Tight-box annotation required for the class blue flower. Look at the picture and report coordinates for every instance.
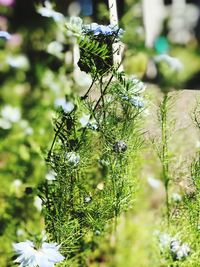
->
[98,25,113,35]
[129,96,144,109]
[83,23,124,37]
[122,95,144,108]
[0,31,11,40]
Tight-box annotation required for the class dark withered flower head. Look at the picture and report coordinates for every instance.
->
[113,140,128,153]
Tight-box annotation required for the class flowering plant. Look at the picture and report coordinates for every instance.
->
[33,16,145,266]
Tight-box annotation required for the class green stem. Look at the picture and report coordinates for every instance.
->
[77,73,115,148]
[81,73,97,100]
[161,93,170,224]
[111,159,119,235]
[44,182,57,241]
[100,77,106,120]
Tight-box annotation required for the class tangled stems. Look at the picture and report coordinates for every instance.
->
[47,64,120,158]
[81,72,98,100]
[110,156,123,234]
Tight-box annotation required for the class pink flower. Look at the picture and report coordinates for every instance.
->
[7,33,23,48]
[0,0,15,7]
[0,16,8,31]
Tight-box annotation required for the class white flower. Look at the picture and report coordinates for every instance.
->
[11,179,23,195]
[13,240,64,267]
[79,114,90,127]
[176,249,185,260]
[147,176,161,189]
[170,239,181,253]
[95,230,101,235]
[34,196,42,212]
[66,152,80,165]
[0,118,12,129]
[37,1,64,22]
[1,105,21,123]
[70,16,83,29]
[7,55,30,70]
[159,233,172,249]
[79,114,98,130]
[172,192,182,202]
[181,243,190,256]
[25,127,33,135]
[19,120,33,135]
[74,69,92,88]
[45,170,57,181]
[41,230,47,242]
[157,233,190,260]
[54,98,74,113]
[42,70,61,93]
[170,239,190,260]
[47,41,63,59]
[84,196,92,203]
[154,54,183,72]
[129,77,146,93]
[66,16,83,36]
[122,77,146,97]
[16,229,25,237]
[12,179,22,189]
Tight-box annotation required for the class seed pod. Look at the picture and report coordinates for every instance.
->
[113,140,127,153]
[25,187,33,194]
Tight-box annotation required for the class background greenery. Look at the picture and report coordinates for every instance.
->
[1,0,200,266]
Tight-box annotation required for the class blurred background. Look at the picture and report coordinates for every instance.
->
[0,0,200,266]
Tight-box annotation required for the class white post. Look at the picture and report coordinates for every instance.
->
[108,0,123,70]
[168,0,187,43]
[108,0,119,26]
[143,0,167,47]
